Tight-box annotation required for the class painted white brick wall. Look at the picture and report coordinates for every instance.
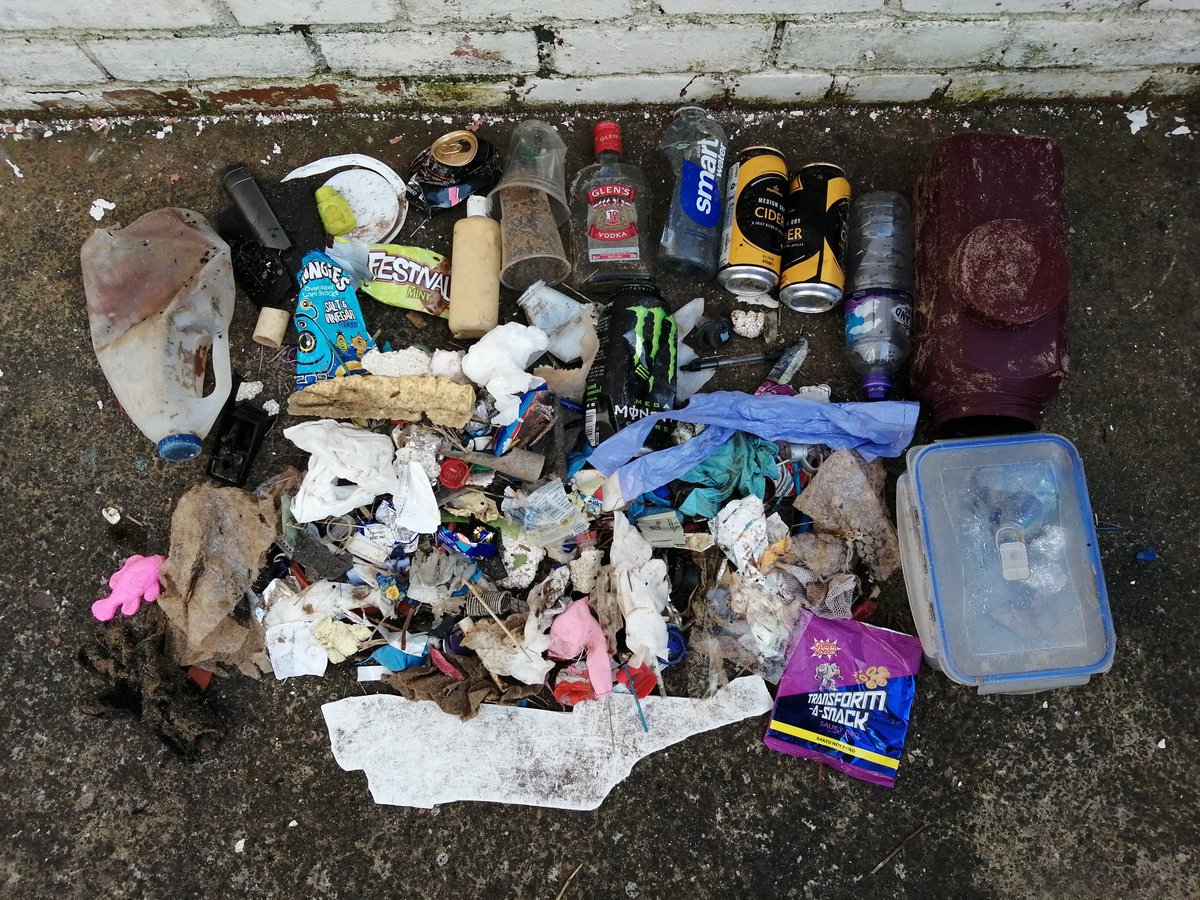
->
[1142,0,1200,9]
[946,68,1157,99]
[225,0,400,27]
[0,0,218,31]
[834,72,951,102]
[553,24,776,75]
[88,34,317,82]
[0,0,1197,111]
[317,30,538,78]
[729,71,833,102]
[1005,15,1200,67]
[659,0,882,12]
[903,1,1124,12]
[0,39,105,85]
[521,74,724,105]
[780,19,1010,70]
[410,0,634,25]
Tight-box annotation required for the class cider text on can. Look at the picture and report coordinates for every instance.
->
[718,146,788,297]
[780,162,851,313]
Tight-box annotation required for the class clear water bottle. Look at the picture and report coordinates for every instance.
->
[843,191,914,400]
[658,106,728,279]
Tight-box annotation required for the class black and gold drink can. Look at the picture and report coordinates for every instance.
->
[780,162,851,312]
[718,146,788,297]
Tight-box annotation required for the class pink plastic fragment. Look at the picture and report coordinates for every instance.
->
[428,645,465,681]
[547,597,612,697]
[91,554,166,621]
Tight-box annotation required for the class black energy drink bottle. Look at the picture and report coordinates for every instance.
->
[584,283,678,449]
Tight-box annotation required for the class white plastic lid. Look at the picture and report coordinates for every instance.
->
[466,194,491,218]
[902,434,1115,690]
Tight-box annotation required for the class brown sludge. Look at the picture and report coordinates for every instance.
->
[286,374,475,428]
[78,606,227,757]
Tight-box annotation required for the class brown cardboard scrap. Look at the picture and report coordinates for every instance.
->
[158,484,278,677]
[286,375,475,428]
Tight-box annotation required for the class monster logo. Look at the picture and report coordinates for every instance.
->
[627,305,677,390]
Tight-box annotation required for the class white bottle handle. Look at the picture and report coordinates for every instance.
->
[193,330,233,436]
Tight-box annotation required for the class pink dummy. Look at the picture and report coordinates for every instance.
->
[547,597,612,696]
[91,554,166,621]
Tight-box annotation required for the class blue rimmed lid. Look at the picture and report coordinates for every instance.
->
[156,433,203,462]
[908,433,1115,688]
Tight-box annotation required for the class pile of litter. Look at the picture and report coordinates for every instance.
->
[78,114,1114,809]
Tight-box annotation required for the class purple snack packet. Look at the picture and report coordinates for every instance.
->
[764,611,923,788]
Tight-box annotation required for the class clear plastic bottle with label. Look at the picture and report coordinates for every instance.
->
[568,120,654,290]
[658,105,728,280]
[843,191,914,400]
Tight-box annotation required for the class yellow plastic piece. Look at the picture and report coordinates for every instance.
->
[316,185,357,236]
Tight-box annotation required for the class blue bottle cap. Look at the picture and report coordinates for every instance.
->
[156,433,204,462]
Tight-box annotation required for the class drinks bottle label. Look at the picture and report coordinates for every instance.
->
[586,183,640,262]
[678,137,725,228]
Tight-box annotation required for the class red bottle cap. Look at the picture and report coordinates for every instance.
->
[439,458,471,489]
[594,120,622,156]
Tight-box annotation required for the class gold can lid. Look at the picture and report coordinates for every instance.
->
[797,161,846,175]
[740,145,786,160]
[431,130,478,167]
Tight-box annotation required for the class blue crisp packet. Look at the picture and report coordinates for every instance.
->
[294,250,376,387]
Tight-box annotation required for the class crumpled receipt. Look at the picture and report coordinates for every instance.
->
[322,675,772,810]
[461,322,548,425]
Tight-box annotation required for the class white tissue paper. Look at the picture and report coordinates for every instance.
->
[461,322,549,425]
[611,514,670,668]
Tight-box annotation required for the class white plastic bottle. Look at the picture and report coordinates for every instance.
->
[448,194,502,338]
[82,208,234,461]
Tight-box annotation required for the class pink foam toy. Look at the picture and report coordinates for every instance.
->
[91,554,167,622]
[547,597,613,697]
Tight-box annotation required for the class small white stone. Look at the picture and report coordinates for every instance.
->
[1157,739,1166,749]
[234,838,245,853]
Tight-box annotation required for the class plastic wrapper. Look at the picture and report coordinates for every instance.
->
[764,612,923,788]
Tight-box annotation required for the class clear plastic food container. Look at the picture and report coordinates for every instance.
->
[897,434,1115,693]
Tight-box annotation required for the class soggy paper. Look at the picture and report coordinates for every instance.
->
[322,675,772,810]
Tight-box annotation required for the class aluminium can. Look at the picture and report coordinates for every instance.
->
[780,162,851,313]
[718,146,788,297]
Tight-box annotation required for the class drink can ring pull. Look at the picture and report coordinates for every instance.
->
[995,524,1031,582]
